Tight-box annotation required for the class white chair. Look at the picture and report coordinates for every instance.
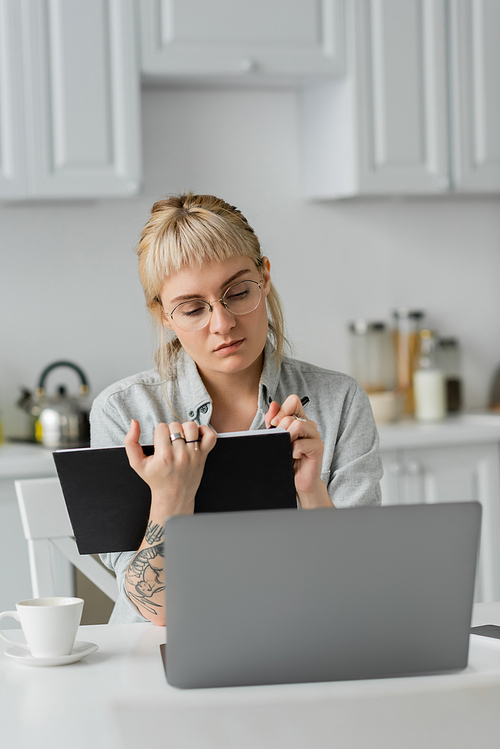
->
[15,477,118,602]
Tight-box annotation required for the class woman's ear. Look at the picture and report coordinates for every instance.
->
[154,298,173,331]
[162,311,174,332]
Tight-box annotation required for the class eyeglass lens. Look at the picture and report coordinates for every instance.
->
[171,280,262,332]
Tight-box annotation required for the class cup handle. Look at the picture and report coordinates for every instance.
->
[0,611,29,650]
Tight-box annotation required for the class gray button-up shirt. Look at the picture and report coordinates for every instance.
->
[90,340,383,623]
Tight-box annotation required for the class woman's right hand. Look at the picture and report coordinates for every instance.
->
[124,419,217,517]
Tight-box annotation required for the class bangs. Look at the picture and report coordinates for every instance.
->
[144,211,256,298]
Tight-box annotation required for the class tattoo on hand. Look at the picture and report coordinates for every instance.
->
[125,521,165,616]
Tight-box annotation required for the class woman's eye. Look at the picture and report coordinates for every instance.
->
[184,308,205,318]
[180,303,206,317]
[227,289,249,302]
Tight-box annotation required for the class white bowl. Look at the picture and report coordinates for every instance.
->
[368,391,405,425]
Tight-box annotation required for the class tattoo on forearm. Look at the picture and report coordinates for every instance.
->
[145,522,163,546]
[125,521,165,615]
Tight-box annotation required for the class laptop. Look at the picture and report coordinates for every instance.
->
[162,502,481,689]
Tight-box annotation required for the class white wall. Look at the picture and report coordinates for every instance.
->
[1,86,499,437]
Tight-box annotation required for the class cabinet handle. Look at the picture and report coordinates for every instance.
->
[406,459,422,476]
[388,461,404,476]
[239,57,257,73]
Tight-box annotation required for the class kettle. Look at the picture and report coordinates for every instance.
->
[18,361,91,448]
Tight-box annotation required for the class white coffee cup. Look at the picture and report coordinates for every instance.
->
[0,597,84,658]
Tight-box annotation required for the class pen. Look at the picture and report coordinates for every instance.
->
[269,396,310,428]
[294,396,309,422]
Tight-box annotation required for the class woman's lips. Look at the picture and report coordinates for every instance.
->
[214,339,244,354]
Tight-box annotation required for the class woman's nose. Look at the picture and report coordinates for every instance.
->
[209,301,236,333]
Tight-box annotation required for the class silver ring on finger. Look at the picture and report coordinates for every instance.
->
[170,432,185,443]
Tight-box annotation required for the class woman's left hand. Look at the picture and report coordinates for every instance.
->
[265,395,333,509]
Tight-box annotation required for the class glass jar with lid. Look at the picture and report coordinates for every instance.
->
[393,309,425,414]
[414,330,446,421]
[348,320,395,393]
[437,338,462,413]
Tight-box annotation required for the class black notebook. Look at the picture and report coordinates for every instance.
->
[53,429,297,555]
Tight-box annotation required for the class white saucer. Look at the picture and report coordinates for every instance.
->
[4,640,98,667]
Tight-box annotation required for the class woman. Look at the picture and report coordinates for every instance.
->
[91,193,382,625]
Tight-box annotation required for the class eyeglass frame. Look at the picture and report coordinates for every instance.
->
[162,278,264,331]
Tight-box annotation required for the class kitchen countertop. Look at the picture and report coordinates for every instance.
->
[0,442,57,480]
[2,413,500,475]
[377,413,500,450]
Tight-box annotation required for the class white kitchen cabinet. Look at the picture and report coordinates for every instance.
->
[355,0,449,194]
[0,0,141,200]
[449,0,500,192]
[379,425,500,604]
[139,0,345,81]
[0,0,27,197]
[300,0,500,198]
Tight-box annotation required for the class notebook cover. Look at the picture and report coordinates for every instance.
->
[53,430,296,554]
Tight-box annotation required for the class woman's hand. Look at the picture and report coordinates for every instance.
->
[124,419,217,625]
[124,419,217,518]
[265,396,333,509]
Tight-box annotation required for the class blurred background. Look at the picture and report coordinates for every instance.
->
[1,0,499,438]
[1,0,500,618]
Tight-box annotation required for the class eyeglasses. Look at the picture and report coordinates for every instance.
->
[165,279,264,332]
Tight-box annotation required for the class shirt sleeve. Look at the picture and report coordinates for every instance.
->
[90,393,149,624]
[327,382,383,508]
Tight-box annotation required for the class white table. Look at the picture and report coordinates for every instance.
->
[1,603,500,749]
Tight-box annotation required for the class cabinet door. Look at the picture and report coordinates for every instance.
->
[21,0,141,198]
[402,443,500,604]
[449,0,500,191]
[0,0,27,197]
[140,0,345,79]
[355,0,449,193]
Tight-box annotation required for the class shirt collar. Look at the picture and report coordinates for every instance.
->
[258,338,281,413]
[173,349,212,421]
[173,338,281,423]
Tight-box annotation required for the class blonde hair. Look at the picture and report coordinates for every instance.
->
[136,193,287,382]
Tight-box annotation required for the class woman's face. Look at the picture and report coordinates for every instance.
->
[159,255,271,381]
